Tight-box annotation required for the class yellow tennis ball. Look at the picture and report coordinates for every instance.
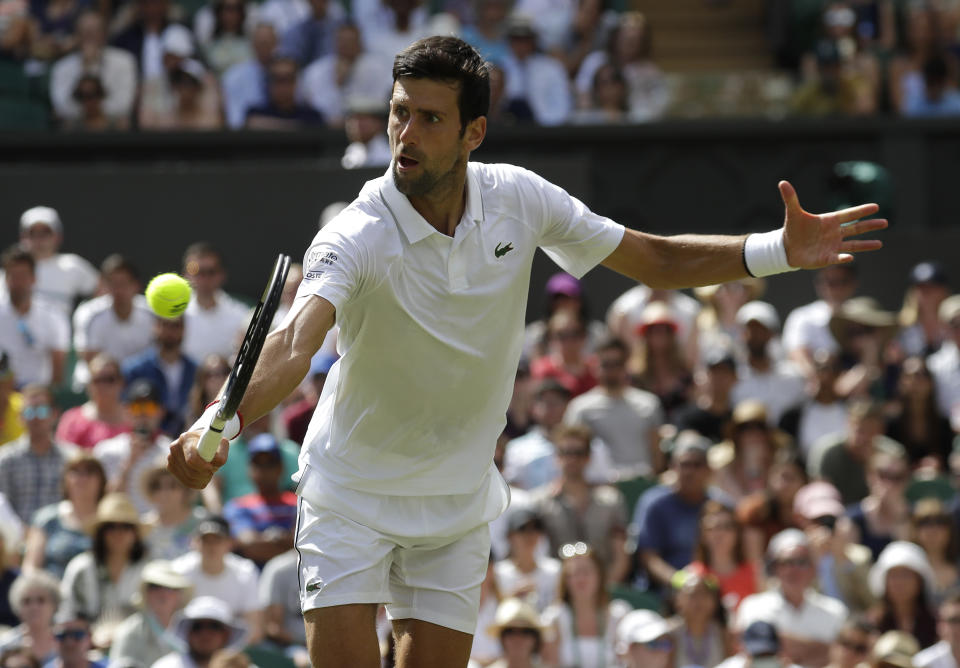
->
[145,273,191,319]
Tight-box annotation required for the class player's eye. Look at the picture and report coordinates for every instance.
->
[428,114,440,123]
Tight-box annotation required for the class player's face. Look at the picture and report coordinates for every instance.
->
[388,77,484,199]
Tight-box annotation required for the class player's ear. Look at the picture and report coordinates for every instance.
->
[463,115,486,153]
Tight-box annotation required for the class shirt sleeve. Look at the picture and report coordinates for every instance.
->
[296,217,369,314]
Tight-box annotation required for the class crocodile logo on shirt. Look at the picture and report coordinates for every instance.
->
[305,580,324,592]
[495,242,514,258]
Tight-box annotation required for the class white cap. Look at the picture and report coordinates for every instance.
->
[20,206,62,234]
[736,300,780,331]
[177,58,206,83]
[615,609,679,654]
[173,596,247,648]
[766,528,809,560]
[162,24,194,57]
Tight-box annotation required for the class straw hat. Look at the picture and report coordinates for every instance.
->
[871,630,920,668]
[486,598,544,638]
[133,560,193,608]
[91,493,146,538]
[828,297,898,350]
[635,301,679,336]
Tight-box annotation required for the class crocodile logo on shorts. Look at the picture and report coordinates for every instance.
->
[495,242,514,258]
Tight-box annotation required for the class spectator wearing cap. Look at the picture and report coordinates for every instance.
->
[711,400,793,503]
[521,272,607,362]
[614,609,677,668]
[793,481,874,613]
[110,0,175,77]
[47,611,106,668]
[109,560,192,668]
[778,350,848,458]
[141,464,207,561]
[928,295,960,431]
[483,597,545,668]
[731,301,805,426]
[913,590,960,668]
[152,596,247,668]
[869,541,939,649]
[629,431,720,589]
[49,11,137,127]
[716,620,802,668]
[500,13,572,126]
[736,529,848,667]
[222,432,297,567]
[0,570,61,665]
[93,378,170,514]
[245,56,325,129]
[886,356,953,467]
[56,355,131,450]
[281,351,336,446]
[0,352,25,446]
[171,517,262,643]
[123,314,197,437]
[870,631,920,668]
[0,245,70,388]
[0,385,75,523]
[22,453,105,579]
[257,549,308,663]
[840,447,912,562]
[493,507,561,613]
[503,378,614,491]
[340,96,391,169]
[71,255,154,391]
[530,309,597,399]
[899,261,950,357]
[675,348,738,444]
[60,493,149,644]
[564,337,664,477]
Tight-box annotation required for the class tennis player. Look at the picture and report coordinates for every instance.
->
[168,36,886,667]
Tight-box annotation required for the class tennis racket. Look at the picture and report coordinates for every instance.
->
[197,253,291,461]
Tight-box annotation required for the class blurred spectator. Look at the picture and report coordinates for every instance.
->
[694,278,765,358]
[505,360,534,440]
[185,355,230,428]
[870,630,920,668]
[22,453,104,579]
[689,499,759,612]
[0,0,31,60]
[171,517,262,642]
[152,596,247,668]
[899,261,951,357]
[825,617,876,668]
[93,378,169,513]
[0,385,73,523]
[49,11,137,127]
[868,541,939,649]
[60,493,148,644]
[470,556,501,666]
[26,0,88,62]
[340,96,391,169]
[731,301,805,425]
[711,400,792,502]
[841,447,911,561]
[0,648,39,668]
[909,499,959,604]
[608,284,700,359]
[793,481,874,614]
[122,316,196,436]
[570,63,629,125]
[246,56,324,126]
[257,0,310,35]
[355,0,438,64]
[281,351,334,445]
[72,254,153,389]
[47,610,105,668]
[198,0,252,75]
[221,22,276,129]
[109,560,192,668]
[141,57,224,130]
[783,264,859,377]
[829,297,898,401]
[459,0,509,64]
[483,597,544,668]
[675,349,737,444]
[141,464,206,560]
[779,351,848,457]
[541,542,631,668]
[565,337,663,477]
[15,205,99,322]
[0,246,69,388]
[258,549,308,663]
[904,53,960,116]
[890,3,951,114]
[913,590,960,668]
[208,649,251,668]
[111,0,177,77]
[574,12,669,123]
[300,22,391,128]
[715,620,799,668]
[928,295,960,431]
[628,301,693,420]
[887,356,953,467]
[669,568,733,667]
[522,272,607,362]
[278,0,342,66]
[494,507,560,613]
[0,353,25,446]
[630,431,715,589]
[56,355,130,449]
[0,530,20,629]
[614,609,677,668]
[500,14,571,126]
[737,449,808,563]
[531,309,597,399]
[510,0,580,57]
[735,529,848,668]
[486,61,534,122]
[533,424,628,575]
[222,433,296,567]
[0,571,60,665]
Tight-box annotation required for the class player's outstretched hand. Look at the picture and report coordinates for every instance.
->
[779,180,888,269]
[168,430,228,490]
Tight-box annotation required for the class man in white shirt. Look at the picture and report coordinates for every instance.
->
[180,242,250,364]
[168,36,885,668]
[914,592,960,668]
[928,295,960,430]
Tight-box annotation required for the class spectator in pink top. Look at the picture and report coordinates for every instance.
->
[55,354,130,449]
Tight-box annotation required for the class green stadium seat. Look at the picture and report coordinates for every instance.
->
[0,97,51,130]
[609,583,662,612]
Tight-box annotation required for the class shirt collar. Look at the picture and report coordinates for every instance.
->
[379,163,484,244]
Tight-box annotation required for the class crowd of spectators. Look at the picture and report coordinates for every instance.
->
[1,198,960,668]
[2,0,960,138]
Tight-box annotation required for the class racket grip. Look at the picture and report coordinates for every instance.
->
[197,424,226,462]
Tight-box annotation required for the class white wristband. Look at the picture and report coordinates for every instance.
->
[743,229,799,278]
[189,401,242,441]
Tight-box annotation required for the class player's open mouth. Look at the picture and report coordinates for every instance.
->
[398,155,419,170]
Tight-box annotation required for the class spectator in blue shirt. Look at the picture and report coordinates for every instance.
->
[278,0,342,66]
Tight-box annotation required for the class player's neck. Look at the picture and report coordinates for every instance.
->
[407,173,468,237]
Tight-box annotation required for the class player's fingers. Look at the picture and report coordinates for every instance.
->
[840,218,888,237]
[779,180,803,217]
[211,438,230,469]
[827,202,880,225]
[839,239,883,254]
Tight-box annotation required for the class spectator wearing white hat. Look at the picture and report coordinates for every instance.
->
[868,541,939,649]
[735,528,848,667]
[614,608,678,668]
[152,596,247,668]
[12,206,98,323]
[731,300,806,426]
[913,590,960,668]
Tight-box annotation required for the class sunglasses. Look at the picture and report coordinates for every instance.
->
[839,639,870,654]
[91,374,120,385]
[777,557,812,568]
[557,448,590,458]
[501,627,539,639]
[101,522,136,532]
[645,638,674,652]
[55,629,88,641]
[876,469,908,483]
[915,515,951,528]
[190,620,227,633]
[22,405,51,420]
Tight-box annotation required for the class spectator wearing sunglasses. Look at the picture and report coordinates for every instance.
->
[47,611,105,668]
[56,356,131,450]
[913,590,960,668]
[153,596,247,668]
[0,352,25,447]
[0,385,74,523]
[484,597,546,668]
[825,617,877,668]
[93,379,170,514]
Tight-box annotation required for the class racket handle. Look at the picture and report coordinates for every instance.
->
[197,424,226,462]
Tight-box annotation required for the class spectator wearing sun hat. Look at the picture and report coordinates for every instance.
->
[615,609,679,668]
[485,597,547,668]
[152,596,247,668]
[869,541,940,649]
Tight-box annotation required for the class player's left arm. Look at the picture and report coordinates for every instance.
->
[601,180,887,288]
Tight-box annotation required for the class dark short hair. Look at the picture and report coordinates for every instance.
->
[1,244,34,273]
[183,242,223,267]
[392,36,490,129]
[100,253,140,281]
[595,337,629,357]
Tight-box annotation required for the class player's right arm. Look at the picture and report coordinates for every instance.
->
[167,295,335,489]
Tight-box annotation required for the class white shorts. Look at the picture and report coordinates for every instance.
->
[294,494,492,635]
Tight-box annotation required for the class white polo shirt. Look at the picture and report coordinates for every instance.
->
[71,294,155,386]
[735,587,848,643]
[294,162,624,534]
[182,290,251,364]
[0,295,70,387]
